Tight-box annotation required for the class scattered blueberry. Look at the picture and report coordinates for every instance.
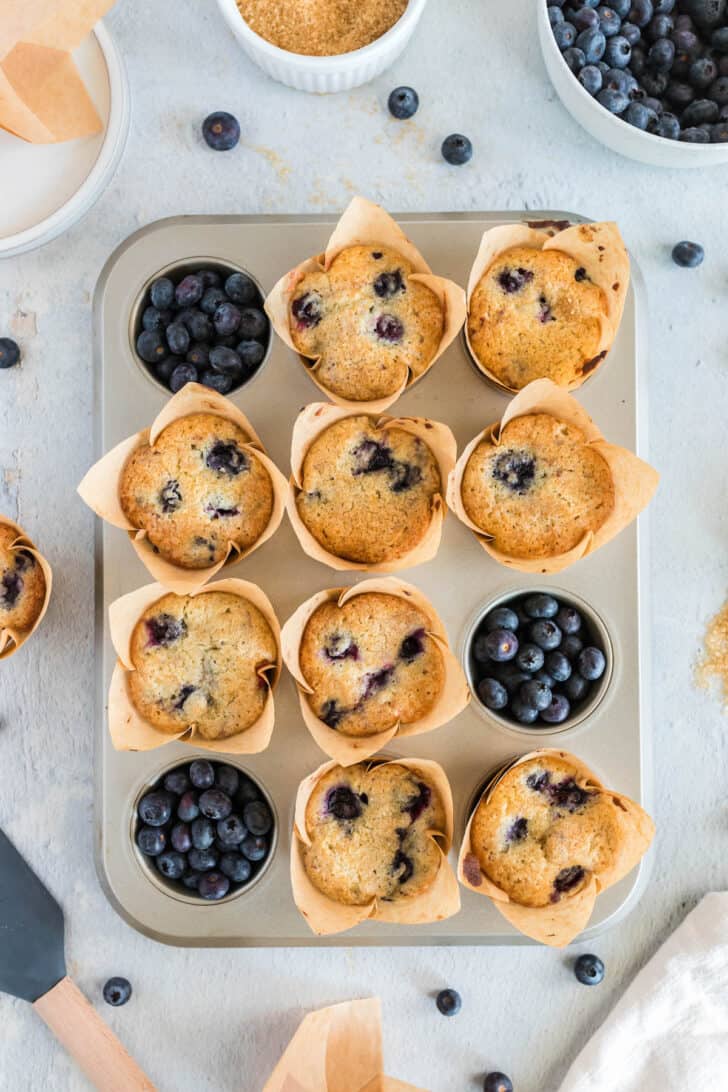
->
[574,953,606,985]
[0,338,21,369]
[388,86,419,119]
[483,1073,513,1092]
[435,989,462,1016]
[103,978,132,1007]
[202,111,240,151]
[671,240,704,267]
[441,133,473,164]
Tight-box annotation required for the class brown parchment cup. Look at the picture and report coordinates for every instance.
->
[446,377,659,574]
[265,195,467,413]
[457,748,655,947]
[262,998,429,1092]
[291,757,460,937]
[288,403,456,573]
[281,577,470,765]
[0,516,53,660]
[465,221,630,392]
[76,383,288,594]
[107,578,281,755]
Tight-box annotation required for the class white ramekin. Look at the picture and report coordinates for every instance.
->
[537,1,728,169]
[0,22,129,259]
[216,0,429,93]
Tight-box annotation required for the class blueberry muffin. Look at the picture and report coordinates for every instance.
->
[296,416,441,565]
[461,414,614,558]
[303,762,446,905]
[119,413,273,569]
[470,754,623,908]
[128,590,277,741]
[289,245,444,402]
[468,246,608,389]
[299,593,445,737]
[0,525,46,636]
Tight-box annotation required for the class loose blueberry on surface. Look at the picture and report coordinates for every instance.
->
[478,677,509,710]
[220,853,252,883]
[138,790,173,827]
[243,800,273,836]
[483,1073,513,1092]
[485,629,520,662]
[202,111,240,151]
[241,834,268,862]
[441,133,473,165]
[529,620,562,651]
[671,240,704,267]
[156,851,186,880]
[150,277,175,310]
[225,272,257,304]
[103,978,132,1007]
[177,791,200,823]
[435,989,462,1016]
[169,363,198,393]
[574,953,606,985]
[388,85,419,119]
[137,826,166,856]
[190,759,215,789]
[198,871,231,900]
[540,693,572,724]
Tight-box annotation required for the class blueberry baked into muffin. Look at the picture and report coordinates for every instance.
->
[128,590,277,741]
[302,762,446,905]
[299,592,445,738]
[289,245,444,402]
[461,413,615,559]
[295,415,442,566]
[0,524,47,638]
[119,413,273,569]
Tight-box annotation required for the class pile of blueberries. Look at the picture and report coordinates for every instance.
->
[548,0,728,142]
[135,759,274,901]
[470,592,607,727]
[135,265,270,395]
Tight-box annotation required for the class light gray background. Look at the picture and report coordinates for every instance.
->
[1,1,726,1089]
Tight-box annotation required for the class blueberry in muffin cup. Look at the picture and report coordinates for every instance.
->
[465,220,630,392]
[77,383,288,593]
[457,749,654,947]
[287,402,457,572]
[447,378,659,574]
[108,578,281,755]
[291,757,460,936]
[281,577,469,765]
[265,196,466,411]
[0,516,53,660]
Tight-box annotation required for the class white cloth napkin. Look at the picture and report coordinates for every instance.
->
[560,893,728,1091]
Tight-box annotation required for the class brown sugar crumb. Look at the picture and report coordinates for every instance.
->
[696,599,728,707]
[236,0,408,56]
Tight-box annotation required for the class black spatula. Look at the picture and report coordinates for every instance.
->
[0,826,156,1091]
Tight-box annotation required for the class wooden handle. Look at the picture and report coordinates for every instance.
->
[33,976,157,1092]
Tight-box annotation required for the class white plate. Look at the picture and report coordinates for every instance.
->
[0,23,129,258]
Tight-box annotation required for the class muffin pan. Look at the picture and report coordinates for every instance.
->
[93,211,652,946]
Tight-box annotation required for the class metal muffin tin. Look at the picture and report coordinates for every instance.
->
[93,212,652,947]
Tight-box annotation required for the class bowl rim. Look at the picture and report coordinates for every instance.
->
[215,0,428,67]
[537,0,728,158]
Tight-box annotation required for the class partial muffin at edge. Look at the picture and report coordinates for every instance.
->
[0,524,46,634]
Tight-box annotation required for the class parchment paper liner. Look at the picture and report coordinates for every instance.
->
[464,221,630,392]
[281,577,469,765]
[288,403,456,573]
[446,377,659,574]
[265,196,467,413]
[77,383,288,593]
[107,578,281,755]
[263,998,428,1092]
[0,516,53,660]
[291,757,459,936]
[0,0,117,144]
[457,748,655,947]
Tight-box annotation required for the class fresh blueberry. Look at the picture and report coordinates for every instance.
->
[529,620,562,652]
[220,853,252,884]
[711,120,728,140]
[138,790,173,827]
[175,274,203,308]
[164,768,191,795]
[709,76,728,104]
[142,306,171,332]
[574,953,605,985]
[214,765,240,796]
[188,846,219,872]
[682,97,719,125]
[177,791,200,823]
[150,277,175,310]
[136,329,167,364]
[483,607,519,632]
[647,37,675,68]
[564,672,590,702]
[510,696,540,724]
[199,789,232,820]
[166,321,190,356]
[186,309,214,342]
[714,25,728,50]
[653,0,674,11]
[198,871,231,900]
[237,307,268,340]
[578,647,607,680]
[498,668,531,696]
[187,342,210,368]
[213,301,242,337]
[646,11,674,38]
[579,63,604,93]
[441,133,473,165]
[191,817,215,851]
[435,989,462,1016]
[202,111,240,151]
[524,594,559,620]
[243,800,272,836]
[604,34,632,65]
[555,606,582,634]
[550,3,567,24]
[577,27,607,60]
[534,668,556,689]
[516,643,545,673]
[625,100,658,128]
[574,6,600,28]
[629,0,654,26]
[201,369,232,394]
[671,240,704,266]
[209,345,243,379]
[137,826,166,856]
[563,45,587,71]
[169,363,198,393]
[666,78,696,108]
[473,634,494,664]
[485,629,519,662]
[216,814,247,846]
[155,357,177,384]
[241,834,268,862]
[156,851,186,880]
[483,1074,513,1092]
[237,339,266,369]
[554,20,578,48]
[225,272,257,304]
[540,693,572,724]
[388,85,419,118]
[103,978,132,1007]
[597,6,622,35]
[170,822,192,854]
[621,19,642,42]
[182,871,202,891]
[680,125,711,141]
[628,41,647,72]
[477,677,509,711]
[545,651,572,682]
[200,286,228,315]
[520,679,553,711]
[639,67,669,95]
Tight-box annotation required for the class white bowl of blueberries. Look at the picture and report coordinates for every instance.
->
[539,0,728,166]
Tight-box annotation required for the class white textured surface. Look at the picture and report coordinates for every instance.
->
[0,1,727,1090]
